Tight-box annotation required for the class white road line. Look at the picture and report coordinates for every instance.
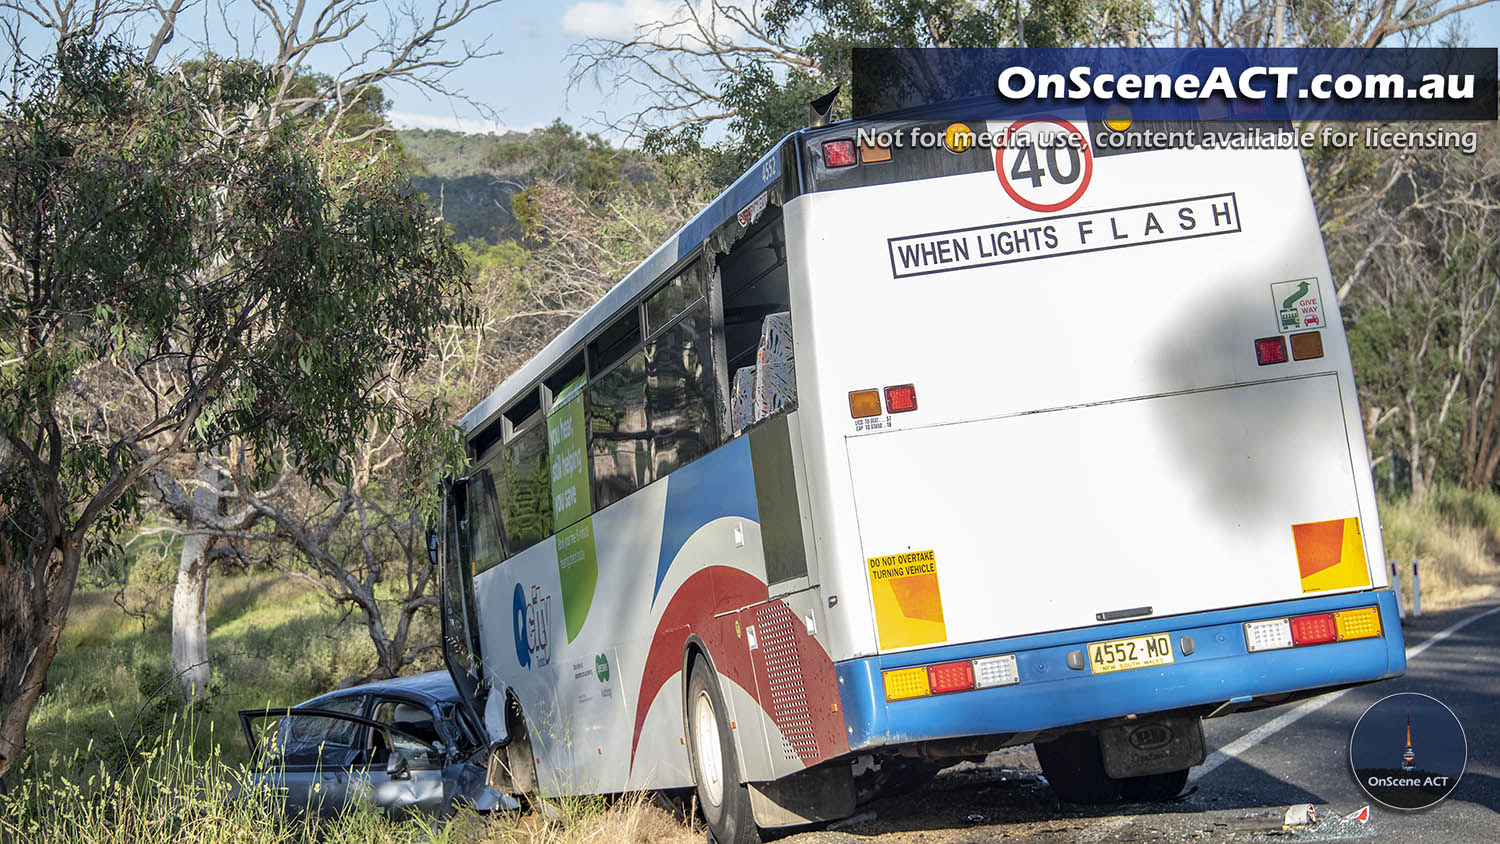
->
[1188,602,1500,783]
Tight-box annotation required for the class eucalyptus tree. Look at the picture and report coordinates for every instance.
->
[0,38,469,778]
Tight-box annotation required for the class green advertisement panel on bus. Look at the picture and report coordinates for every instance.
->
[548,374,596,642]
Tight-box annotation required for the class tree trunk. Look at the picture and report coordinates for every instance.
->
[0,540,78,782]
[171,459,221,703]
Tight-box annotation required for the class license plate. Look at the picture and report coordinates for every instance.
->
[1087,633,1174,674]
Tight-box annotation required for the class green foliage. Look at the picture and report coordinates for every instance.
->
[0,33,471,777]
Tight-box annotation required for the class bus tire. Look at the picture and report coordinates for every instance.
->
[1121,767,1190,802]
[1034,732,1123,804]
[686,659,760,844]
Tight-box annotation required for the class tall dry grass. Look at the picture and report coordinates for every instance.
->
[1378,486,1500,611]
[0,707,698,844]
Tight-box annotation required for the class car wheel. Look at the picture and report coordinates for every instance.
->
[686,658,759,844]
[1034,732,1124,804]
[1121,767,1190,802]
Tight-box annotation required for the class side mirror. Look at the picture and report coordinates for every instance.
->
[426,526,440,568]
[386,751,411,780]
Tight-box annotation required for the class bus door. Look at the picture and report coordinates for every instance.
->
[440,477,488,738]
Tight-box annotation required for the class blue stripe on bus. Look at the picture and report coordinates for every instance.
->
[835,590,1404,750]
[653,436,761,604]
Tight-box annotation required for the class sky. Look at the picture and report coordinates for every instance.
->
[381,0,1500,138]
[7,0,1498,137]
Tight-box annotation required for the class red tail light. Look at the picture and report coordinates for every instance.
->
[822,139,857,168]
[927,660,975,694]
[1289,613,1337,646]
[1255,336,1289,365]
[884,384,918,413]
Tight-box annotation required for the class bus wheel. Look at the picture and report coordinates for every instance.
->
[1034,732,1123,804]
[1121,767,1190,802]
[686,659,760,844]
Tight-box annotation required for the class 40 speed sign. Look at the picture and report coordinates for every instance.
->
[995,118,1093,213]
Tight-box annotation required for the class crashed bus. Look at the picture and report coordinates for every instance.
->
[438,103,1405,842]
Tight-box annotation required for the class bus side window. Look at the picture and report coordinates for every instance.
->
[494,424,552,555]
[588,302,717,509]
[717,208,794,436]
[466,470,505,575]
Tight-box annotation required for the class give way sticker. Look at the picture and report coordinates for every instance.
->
[995,118,1093,213]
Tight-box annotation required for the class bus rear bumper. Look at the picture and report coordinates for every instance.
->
[835,590,1405,752]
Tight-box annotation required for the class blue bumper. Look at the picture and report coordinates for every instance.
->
[836,590,1405,750]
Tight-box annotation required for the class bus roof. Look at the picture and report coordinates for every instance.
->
[460,134,795,437]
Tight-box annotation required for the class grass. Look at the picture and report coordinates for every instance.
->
[9,557,699,843]
[1,712,698,844]
[25,571,394,774]
[1377,486,1500,611]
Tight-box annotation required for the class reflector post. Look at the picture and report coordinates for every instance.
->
[1289,613,1337,646]
[1255,336,1289,365]
[884,384,918,413]
[927,660,975,694]
[1244,618,1293,652]
[883,666,930,701]
[823,139,857,168]
[1335,607,1383,640]
[849,389,882,418]
[972,654,1020,688]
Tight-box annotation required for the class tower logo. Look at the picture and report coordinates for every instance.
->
[1350,692,1466,810]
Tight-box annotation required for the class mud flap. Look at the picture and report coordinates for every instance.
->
[1099,716,1206,778]
[748,764,856,828]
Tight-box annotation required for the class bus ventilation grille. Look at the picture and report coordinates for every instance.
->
[755,602,817,763]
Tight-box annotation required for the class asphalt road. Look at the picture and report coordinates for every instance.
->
[781,598,1500,844]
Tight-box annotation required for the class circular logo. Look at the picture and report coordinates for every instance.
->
[943,122,975,153]
[512,583,531,668]
[1350,692,1466,810]
[994,118,1093,213]
[1104,104,1133,132]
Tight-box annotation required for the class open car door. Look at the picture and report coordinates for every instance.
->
[239,707,448,819]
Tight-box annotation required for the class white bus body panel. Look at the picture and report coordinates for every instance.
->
[784,131,1387,657]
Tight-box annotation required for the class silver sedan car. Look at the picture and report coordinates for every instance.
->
[239,671,513,819]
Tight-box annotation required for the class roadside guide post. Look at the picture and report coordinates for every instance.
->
[1410,560,1422,617]
[1389,560,1404,619]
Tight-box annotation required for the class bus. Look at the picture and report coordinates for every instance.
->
[437,104,1406,842]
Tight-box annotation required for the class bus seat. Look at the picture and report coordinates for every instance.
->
[731,366,756,435]
[754,312,795,419]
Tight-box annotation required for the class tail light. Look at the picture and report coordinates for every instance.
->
[1246,606,1383,652]
[883,651,1021,701]
[1244,618,1293,652]
[1334,607,1382,640]
[1255,336,1289,365]
[849,389,882,418]
[1289,613,1337,645]
[884,384,918,413]
[859,140,892,163]
[822,139,857,168]
[973,654,1020,688]
[883,666,929,701]
[927,660,975,694]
